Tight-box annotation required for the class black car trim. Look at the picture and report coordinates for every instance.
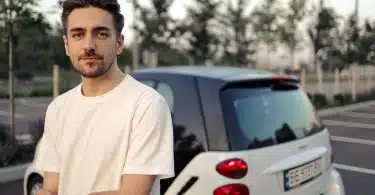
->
[194,77,210,150]
[177,176,199,195]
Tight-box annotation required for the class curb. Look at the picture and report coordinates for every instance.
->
[0,163,31,183]
[318,100,375,117]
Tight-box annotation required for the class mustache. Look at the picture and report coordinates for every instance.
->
[78,50,104,60]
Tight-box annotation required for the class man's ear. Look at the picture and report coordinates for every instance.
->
[63,35,70,56]
[116,34,125,55]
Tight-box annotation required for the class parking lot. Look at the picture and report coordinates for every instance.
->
[0,97,50,137]
[320,102,375,195]
[0,99,374,195]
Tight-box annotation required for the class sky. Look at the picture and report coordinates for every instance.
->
[35,0,375,67]
[36,0,375,41]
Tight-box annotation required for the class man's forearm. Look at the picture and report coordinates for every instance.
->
[42,171,59,195]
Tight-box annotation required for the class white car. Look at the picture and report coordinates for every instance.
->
[24,66,345,195]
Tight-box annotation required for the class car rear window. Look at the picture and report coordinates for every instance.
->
[220,81,324,151]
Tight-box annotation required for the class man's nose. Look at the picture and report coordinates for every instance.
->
[84,35,96,52]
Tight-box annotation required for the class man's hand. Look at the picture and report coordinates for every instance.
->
[36,189,55,195]
[41,171,59,195]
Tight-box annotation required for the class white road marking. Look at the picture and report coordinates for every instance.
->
[331,136,375,146]
[15,134,32,140]
[0,110,24,118]
[322,120,375,129]
[19,99,46,108]
[333,163,375,175]
[15,134,34,145]
[341,112,375,119]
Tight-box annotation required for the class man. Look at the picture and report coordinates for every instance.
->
[36,0,174,194]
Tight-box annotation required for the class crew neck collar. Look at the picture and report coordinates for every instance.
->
[75,74,129,104]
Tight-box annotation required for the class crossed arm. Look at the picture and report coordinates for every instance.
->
[38,94,174,195]
[38,172,156,195]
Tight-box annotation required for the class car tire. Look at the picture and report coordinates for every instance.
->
[27,175,43,195]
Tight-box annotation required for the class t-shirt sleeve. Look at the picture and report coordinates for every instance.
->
[122,94,175,179]
[35,100,61,173]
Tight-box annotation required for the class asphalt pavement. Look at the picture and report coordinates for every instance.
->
[321,103,375,195]
[0,179,23,195]
[0,98,374,195]
[0,97,52,195]
[0,97,52,135]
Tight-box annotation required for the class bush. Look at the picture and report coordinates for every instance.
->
[0,91,8,99]
[0,83,75,99]
[312,93,328,109]
[0,119,45,167]
[0,71,8,80]
[306,92,313,101]
[15,71,34,81]
[0,123,17,167]
[0,86,53,98]
[29,87,53,97]
[333,93,352,106]
[357,90,375,102]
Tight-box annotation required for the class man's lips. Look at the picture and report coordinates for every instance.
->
[80,57,101,60]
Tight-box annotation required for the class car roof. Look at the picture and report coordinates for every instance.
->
[132,65,294,82]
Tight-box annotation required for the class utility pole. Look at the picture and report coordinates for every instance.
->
[7,0,15,147]
[355,0,359,20]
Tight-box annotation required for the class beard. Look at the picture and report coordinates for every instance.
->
[77,60,113,78]
[73,50,114,78]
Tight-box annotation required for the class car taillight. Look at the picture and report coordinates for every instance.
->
[213,183,249,195]
[216,158,248,179]
[269,75,288,82]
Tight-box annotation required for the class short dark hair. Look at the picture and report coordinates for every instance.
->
[61,0,124,37]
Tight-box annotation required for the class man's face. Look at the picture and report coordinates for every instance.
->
[63,6,124,78]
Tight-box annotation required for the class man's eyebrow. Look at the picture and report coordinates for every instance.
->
[69,27,85,33]
[69,26,110,33]
[93,26,111,31]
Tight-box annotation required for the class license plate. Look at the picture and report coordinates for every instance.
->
[283,158,323,191]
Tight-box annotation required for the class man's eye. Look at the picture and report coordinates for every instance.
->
[72,33,83,38]
[98,32,109,39]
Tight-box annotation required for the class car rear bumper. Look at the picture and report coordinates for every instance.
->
[327,168,345,195]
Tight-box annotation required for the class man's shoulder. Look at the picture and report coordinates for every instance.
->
[126,75,165,102]
[125,75,168,110]
[46,85,78,112]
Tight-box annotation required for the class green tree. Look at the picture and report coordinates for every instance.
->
[183,0,222,65]
[0,0,56,73]
[0,0,36,72]
[220,0,255,66]
[279,0,308,68]
[356,19,375,65]
[307,0,340,70]
[251,0,283,68]
[359,19,375,65]
[133,0,178,67]
[13,9,53,72]
[330,13,362,71]
[48,22,72,71]
[0,0,38,148]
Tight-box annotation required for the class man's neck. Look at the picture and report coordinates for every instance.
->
[81,66,126,97]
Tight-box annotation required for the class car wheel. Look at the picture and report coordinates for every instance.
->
[28,175,43,195]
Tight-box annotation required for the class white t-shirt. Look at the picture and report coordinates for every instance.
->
[35,75,175,195]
